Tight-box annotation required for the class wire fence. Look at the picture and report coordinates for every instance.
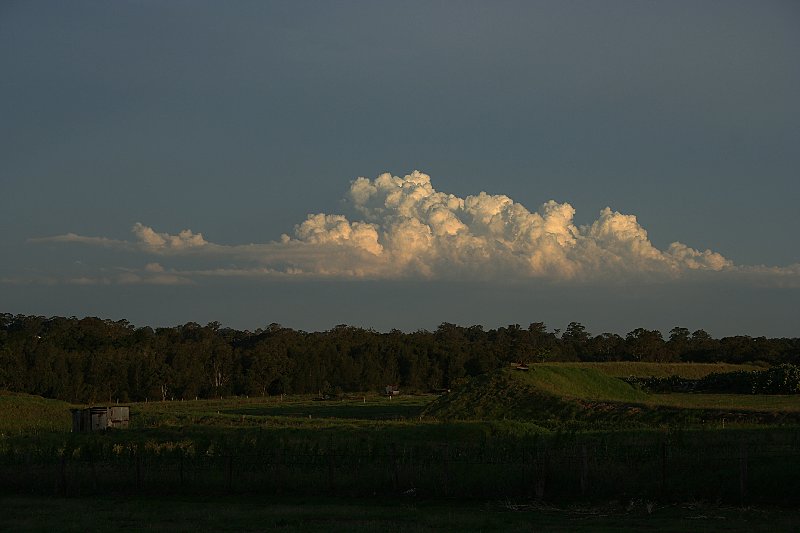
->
[2,440,799,504]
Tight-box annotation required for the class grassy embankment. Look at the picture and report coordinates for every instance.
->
[423,364,800,426]
[557,361,762,379]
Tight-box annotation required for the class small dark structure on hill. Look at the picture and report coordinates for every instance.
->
[71,406,130,432]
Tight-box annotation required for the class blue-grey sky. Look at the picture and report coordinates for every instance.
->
[1,1,798,336]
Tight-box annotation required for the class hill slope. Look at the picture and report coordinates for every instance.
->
[0,391,73,434]
[423,364,800,428]
[552,362,761,379]
[422,365,646,422]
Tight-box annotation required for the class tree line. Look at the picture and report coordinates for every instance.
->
[0,313,797,403]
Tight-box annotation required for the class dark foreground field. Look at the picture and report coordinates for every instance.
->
[3,495,800,532]
[2,363,800,531]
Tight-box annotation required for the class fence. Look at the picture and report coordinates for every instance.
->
[2,439,799,504]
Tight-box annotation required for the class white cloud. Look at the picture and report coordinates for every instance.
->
[32,225,208,254]
[277,170,738,280]
[292,214,383,255]
[30,233,129,248]
[131,223,208,251]
[144,262,165,273]
[28,171,800,286]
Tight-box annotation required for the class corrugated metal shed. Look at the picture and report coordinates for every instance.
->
[71,406,129,432]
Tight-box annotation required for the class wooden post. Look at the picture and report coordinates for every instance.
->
[443,444,450,497]
[580,445,589,496]
[226,455,233,492]
[534,447,546,499]
[390,443,399,490]
[327,450,335,492]
[59,454,67,497]
[276,448,284,495]
[661,440,667,495]
[135,452,142,491]
[89,450,97,492]
[739,442,748,505]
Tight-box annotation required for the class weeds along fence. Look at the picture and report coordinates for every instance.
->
[2,437,800,504]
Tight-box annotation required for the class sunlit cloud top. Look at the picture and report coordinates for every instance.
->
[29,171,799,286]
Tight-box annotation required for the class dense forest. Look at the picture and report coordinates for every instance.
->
[1,313,798,403]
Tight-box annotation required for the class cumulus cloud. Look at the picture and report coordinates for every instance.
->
[33,224,208,254]
[131,223,208,251]
[27,171,799,285]
[290,214,383,256]
[276,171,735,280]
[144,262,165,273]
[30,233,128,248]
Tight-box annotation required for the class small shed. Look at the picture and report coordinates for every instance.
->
[71,406,130,432]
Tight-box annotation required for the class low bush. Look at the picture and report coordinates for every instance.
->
[627,364,800,395]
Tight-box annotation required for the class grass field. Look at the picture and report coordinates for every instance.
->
[2,362,800,522]
[643,393,800,412]
[423,365,800,425]
[2,363,799,436]
[2,496,799,532]
[0,390,73,435]
[555,362,762,379]
[132,393,433,427]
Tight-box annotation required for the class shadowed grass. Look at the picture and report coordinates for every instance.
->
[422,366,647,422]
[0,391,74,435]
[2,496,799,532]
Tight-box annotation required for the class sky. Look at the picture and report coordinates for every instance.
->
[1,1,799,337]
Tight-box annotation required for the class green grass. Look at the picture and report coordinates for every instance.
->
[552,362,762,379]
[519,365,648,401]
[643,393,800,412]
[132,393,432,425]
[423,365,800,426]
[422,366,647,422]
[4,362,799,438]
[1,388,799,506]
[0,391,74,435]
[2,496,799,532]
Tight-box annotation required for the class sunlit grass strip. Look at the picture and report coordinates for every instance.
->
[553,362,762,379]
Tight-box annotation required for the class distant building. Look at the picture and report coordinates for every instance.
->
[71,406,130,432]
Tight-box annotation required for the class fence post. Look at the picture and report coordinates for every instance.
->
[443,444,450,497]
[59,454,67,497]
[661,440,667,496]
[135,451,141,491]
[580,444,589,496]
[88,449,97,493]
[390,443,399,490]
[328,450,335,492]
[276,447,284,495]
[226,455,233,492]
[534,447,546,499]
[739,442,748,505]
